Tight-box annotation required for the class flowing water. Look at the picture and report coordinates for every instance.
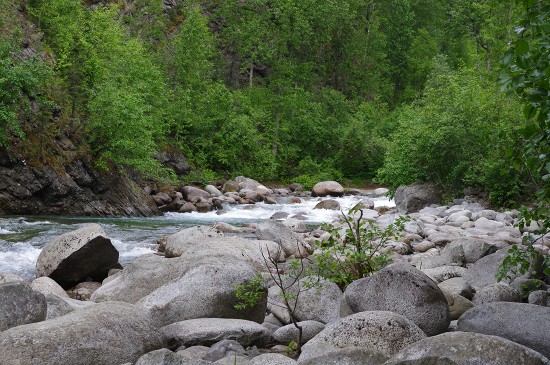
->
[0,195,394,280]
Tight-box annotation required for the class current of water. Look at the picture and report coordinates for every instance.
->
[0,195,394,280]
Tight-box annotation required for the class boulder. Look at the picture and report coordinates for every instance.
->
[462,249,509,291]
[255,220,309,257]
[311,181,344,197]
[179,202,197,213]
[343,262,450,336]
[272,321,325,345]
[269,278,342,324]
[420,266,468,283]
[249,353,297,365]
[205,185,223,197]
[313,199,341,210]
[475,217,505,231]
[529,290,550,306]
[31,276,69,298]
[0,272,26,284]
[222,180,240,193]
[236,176,262,191]
[212,222,243,233]
[384,331,549,365]
[67,281,101,300]
[181,186,211,203]
[35,224,119,288]
[0,282,47,331]
[457,302,550,358]
[137,261,267,326]
[394,182,442,214]
[442,291,474,320]
[165,226,223,258]
[438,277,473,299]
[135,348,212,365]
[299,348,388,365]
[162,318,271,348]
[43,294,74,320]
[414,240,465,269]
[0,302,165,365]
[298,311,426,362]
[202,339,246,362]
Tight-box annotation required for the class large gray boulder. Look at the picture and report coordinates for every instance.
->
[269,278,342,324]
[255,220,309,257]
[135,349,212,365]
[272,321,325,345]
[457,302,550,359]
[462,249,509,291]
[31,276,69,298]
[472,282,521,305]
[35,224,119,288]
[298,311,426,363]
[313,199,341,210]
[414,240,465,269]
[235,176,262,191]
[384,331,550,365]
[43,294,74,320]
[343,262,450,336]
[165,226,223,257]
[311,181,344,197]
[0,282,46,331]
[161,318,271,348]
[137,261,267,326]
[165,235,282,271]
[394,182,441,214]
[249,353,297,365]
[0,301,165,365]
[181,186,211,203]
[299,348,388,365]
[451,238,498,263]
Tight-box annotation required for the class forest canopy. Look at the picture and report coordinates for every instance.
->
[1,0,547,207]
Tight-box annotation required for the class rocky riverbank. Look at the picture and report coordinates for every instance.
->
[0,181,549,365]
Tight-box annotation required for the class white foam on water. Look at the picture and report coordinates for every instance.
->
[0,242,41,280]
[0,228,15,234]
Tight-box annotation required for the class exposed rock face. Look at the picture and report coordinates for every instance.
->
[384,331,550,365]
[394,182,442,213]
[35,224,119,288]
[457,302,550,359]
[311,181,344,197]
[0,302,165,365]
[0,282,47,331]
[0,151,158,216]
[343,262,450,336]
[135,348,212,365]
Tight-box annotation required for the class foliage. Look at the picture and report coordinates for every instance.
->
[377,57,525,203]
[496,243,550,283]
[496,0,550,285]
[313,206,409,289]
[233,274,266,311]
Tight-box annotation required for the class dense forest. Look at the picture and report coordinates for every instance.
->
[0,0,548,210]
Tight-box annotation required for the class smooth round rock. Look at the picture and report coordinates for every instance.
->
[0,282,47,331]
[311,181,344,197]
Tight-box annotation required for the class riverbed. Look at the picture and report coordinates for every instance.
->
[0,195,394,279]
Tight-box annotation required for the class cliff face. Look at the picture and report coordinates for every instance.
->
[0,143,159,217]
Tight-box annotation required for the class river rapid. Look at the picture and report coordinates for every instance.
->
[0,195,394,280]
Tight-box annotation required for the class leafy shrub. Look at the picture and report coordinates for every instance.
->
[312,206,409,289]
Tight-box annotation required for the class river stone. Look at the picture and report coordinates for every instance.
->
[414,240,465,269]
[269,278,342,324]
[249,353,297,365]
[181,186,211,203]
[163,225,221,255]
[235,176,261,191]
[205,184,223,197]
[462,249,509,291]
[314,199,341,210]
[311,181,344,197]
[510,278,548,299]
[272,320,325,345]
[438,277,473,299]
[137,261,267,327]
[529,290,550,306]
[44,294,74,320]
[384,331,549,365]
[212,222,243,233]
[421,266,468,283]
[215,355,250,364]
[35,223,119,288]
[255,220,309,257]
[472,281,521,305]
[0,301,165,365]
[299,348,389,365]
[452,238,498,263]
[162,318,271,348]
[457,302,550,358]
[298,311,426,362]
[394,182,442,214]
[343,262,450,336]
[203,339,247,362]
[31,276,69,298]
[0,282,47,331]
[442,290,474,320]
[475,217,505,230]
[0,272,26,284]
[135,348,212,365]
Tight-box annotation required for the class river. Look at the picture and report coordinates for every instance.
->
[0,195,394,280]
